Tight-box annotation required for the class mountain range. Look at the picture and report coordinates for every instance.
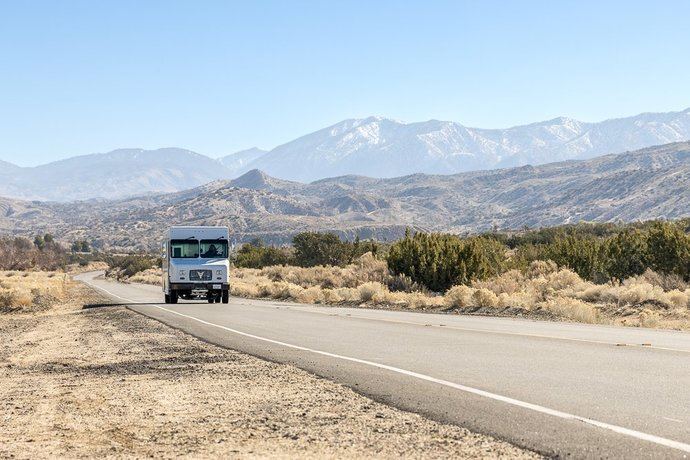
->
[1,108,689,201]
[2,141,688,250]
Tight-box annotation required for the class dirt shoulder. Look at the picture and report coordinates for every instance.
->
[0,277,538,459]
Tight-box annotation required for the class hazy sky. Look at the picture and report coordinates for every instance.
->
[1,0,689,166]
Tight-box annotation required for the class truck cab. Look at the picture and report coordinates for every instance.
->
[162,226,230,304]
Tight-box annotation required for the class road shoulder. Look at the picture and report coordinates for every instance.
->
[0,276,538,458]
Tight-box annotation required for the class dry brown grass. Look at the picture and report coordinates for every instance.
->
[0,270,70,313]
[231,258,690,328]
[66,261,109,274]
[464,262,688,326]
[129,267,162,285]
[110,254,689,329]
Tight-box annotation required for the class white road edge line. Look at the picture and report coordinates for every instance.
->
[85,279,690,454]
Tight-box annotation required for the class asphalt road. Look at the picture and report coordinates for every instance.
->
[77,272,690,459]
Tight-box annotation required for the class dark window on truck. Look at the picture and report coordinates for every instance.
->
[200,240,228,258]
[170,239,199,258]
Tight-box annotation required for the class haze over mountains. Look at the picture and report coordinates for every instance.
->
[1,108,689,201]
[2,142,688,250]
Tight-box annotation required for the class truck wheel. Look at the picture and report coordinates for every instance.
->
[170,291,178,304]
[222,290,229,304]
[164,293,170,304]
[207,294,214,303]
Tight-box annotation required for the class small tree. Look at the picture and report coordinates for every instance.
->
[234,239,293,268]
[604,229,648,280]
[542,234,606,282]
[71,240,91,253]
[33,235,45,250]
[292,232,353,267]
[645,222,690,280]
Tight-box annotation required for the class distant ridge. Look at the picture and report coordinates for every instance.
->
[1,107,689,201]
[0,159,19,172]
[1,141,688,250]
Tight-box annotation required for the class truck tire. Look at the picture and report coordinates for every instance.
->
[207,293,215,303]
[164,293,170,304]
[170,291,178,304]
[221,290,229,304]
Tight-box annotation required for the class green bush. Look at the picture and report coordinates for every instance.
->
[645,221,690,280]
[233,239,293,268]
[540,234,606,282]
[291,232,381,267]
[603,228,648,280]
[387,230,507,292]
[510,221,690,282]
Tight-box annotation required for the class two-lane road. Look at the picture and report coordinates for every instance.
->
[77,272,690,458]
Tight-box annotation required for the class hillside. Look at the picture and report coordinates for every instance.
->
[1,142,688,250]
[1,108,689,201]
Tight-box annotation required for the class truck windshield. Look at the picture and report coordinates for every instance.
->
[170,239,199,258]
[200,240,228,258]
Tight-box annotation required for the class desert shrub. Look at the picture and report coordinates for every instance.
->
[70,240,91,253]
[444,285,475,308]
[292,232,354,267]
[0,235,68,271]
[638,309,661,328]
[258,252,389,290]
[358,282,388,302]
[472,288,499,307]
[106,254,159,279]
[667,290,689,309]
[0,289,16,308]
[0,271,68,313]
[502,222,620,248]
[473,269,525,295]
[541,297,598,323]
[603,228,648,280]
[503,220,690,283]
[540,234,606,282]
[386,273,423,292]
[387,230,508,292]
[233,239,293,268]
[129,268,162,285]
[296,286,325,304]
[292,232,383,267]
[636,269,688,291]
[645,221,690,280]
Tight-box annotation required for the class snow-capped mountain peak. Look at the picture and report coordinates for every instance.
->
[235,108,690,182]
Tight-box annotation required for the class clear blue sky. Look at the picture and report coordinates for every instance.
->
[1,0,689,166]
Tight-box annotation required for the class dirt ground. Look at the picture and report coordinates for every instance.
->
[0,278,538,459]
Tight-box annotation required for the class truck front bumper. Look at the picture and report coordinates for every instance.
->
[170,282,229,291]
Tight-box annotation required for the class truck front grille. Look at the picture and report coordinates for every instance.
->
[189,269,212,281]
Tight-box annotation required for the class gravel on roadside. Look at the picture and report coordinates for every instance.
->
[0,280,540,459]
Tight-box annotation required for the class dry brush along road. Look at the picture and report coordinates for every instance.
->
[77,271,690,459]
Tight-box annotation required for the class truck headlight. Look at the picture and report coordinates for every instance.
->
[179,270,186,276]
[216,270,222,275]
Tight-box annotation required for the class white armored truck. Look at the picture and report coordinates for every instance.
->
[162,226,230,304]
